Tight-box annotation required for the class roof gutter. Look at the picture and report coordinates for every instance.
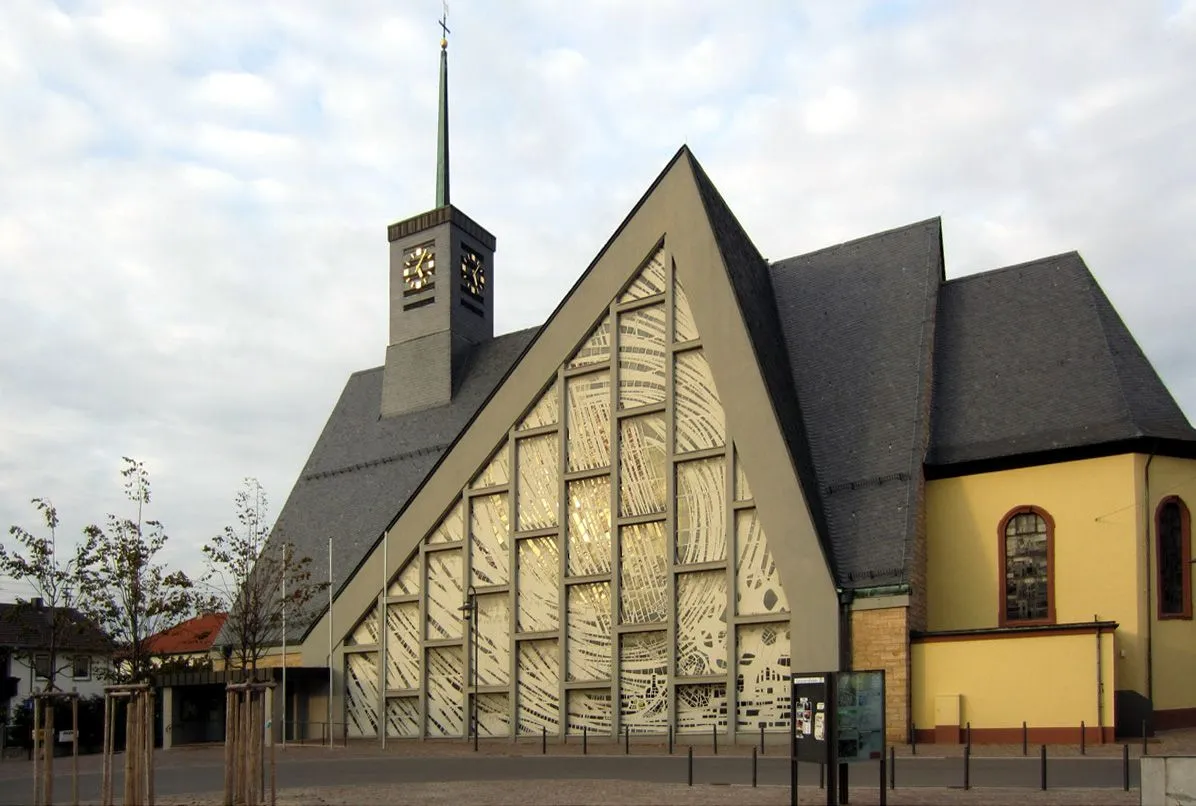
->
[848,583,912,600]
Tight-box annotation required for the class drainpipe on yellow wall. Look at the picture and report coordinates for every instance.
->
[1145,447,1156,706]
[1094,615,1103,738]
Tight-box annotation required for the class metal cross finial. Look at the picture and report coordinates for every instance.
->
[439,1,450,42]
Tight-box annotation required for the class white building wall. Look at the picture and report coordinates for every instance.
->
[9,652,112,701]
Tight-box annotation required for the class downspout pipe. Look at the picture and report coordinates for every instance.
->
[838,589,854,670]
[1145,446,1156,709]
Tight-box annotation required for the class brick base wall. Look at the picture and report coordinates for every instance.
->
[850,606,910,744]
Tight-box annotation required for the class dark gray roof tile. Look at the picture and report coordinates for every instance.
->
[928,254,1195,466]
[769,219,944,588]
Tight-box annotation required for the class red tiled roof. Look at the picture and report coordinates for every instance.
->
[144,613,227,655]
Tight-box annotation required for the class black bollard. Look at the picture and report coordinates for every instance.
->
[668,725,673,755]
[790,748,798,806]
[1081,721,1086,755]
[760,724,765,755]
[541,725,546,755]
[879,751,887,806]
[625,724,629,755]
[1123,743,1130,791]
[889,745,895,790]
[1143,719,1148,756]
[583,725,587,755]
[712,723,718,755]
[1022,721,1028,755]
[966,721,971,752]
[1040,744,1047,790]
[688,746,693,787]
[963,746,970,790]
[752,746,757,788]
[911,729,917,756]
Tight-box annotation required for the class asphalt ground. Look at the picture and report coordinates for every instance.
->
[0,742,1144,805]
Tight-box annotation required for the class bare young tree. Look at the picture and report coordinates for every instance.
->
[202,478,325,680]
[82,457,200,683]
[0,499,102,691]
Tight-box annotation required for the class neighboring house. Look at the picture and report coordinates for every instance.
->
[0,600,113,706]
[186,34,1196,747]
[143,612,226,671]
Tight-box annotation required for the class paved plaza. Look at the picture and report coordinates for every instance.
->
[2,729,1193,805]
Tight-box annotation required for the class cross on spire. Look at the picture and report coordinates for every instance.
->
[439,1,450,47]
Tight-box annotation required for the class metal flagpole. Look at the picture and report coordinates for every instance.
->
[380,529,388,749]
[328,536,333,747]
[281,543,287,748]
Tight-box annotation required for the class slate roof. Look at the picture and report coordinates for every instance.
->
[239,327,537,644]
[145,612,227,656]
[0,602,113,653]
[769,219,944,589]
[928,253,1196,467]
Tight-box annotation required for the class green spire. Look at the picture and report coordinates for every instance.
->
[435,15,450,208]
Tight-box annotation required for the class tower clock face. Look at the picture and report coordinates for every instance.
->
[402,242,436,292]
[460,247,486,299]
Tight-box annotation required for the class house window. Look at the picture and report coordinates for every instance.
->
[1000,506,1055,625]
[72,655,91,680]
[1157,497,1191,619]
[33,653,50,679]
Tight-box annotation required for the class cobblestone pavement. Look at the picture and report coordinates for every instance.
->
[152,780,1140,806]
[13,728,1196,805]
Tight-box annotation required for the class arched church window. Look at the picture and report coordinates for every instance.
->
[999,506,1054,626]
[1157,497,1191,619]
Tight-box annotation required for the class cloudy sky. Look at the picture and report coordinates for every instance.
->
[2,0,1194,600]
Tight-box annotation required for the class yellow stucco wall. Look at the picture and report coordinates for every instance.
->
[912,630,1116,730]
[1144,455,1196,712]
[925,455,1146,693]
[926,453,1196,716]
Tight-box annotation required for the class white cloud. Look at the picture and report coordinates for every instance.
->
[192,71,280,113]
[803,85,859,135]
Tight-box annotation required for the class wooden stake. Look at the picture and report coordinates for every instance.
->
[123,698,136,806]
[32,697,41,806]
[45,702,55,806]
[224,689,235,806]
[146,690,155,806]
[270,701,277,806]
[101,695,111,806]
[72,696,79,806]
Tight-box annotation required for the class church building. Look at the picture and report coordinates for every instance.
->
[248,30,1196,746]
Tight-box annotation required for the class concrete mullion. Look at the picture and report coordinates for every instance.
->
[725,441,737,743]
[664,250,678,738]
[556,370,568,737]
[506,433,518,741]
[461,490,475,745]
[608,299,621,738]
[418,539,429,740]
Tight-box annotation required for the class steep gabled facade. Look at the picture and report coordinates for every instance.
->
[306,149,840,741]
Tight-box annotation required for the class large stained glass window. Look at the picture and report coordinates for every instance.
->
[1157,498,1191,618]
[353,243,794,740]
[1001,508,1052,624]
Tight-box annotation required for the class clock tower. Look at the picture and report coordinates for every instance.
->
[381,20,496,418]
